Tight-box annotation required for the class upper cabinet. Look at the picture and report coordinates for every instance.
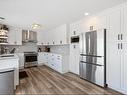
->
[39,24,69,46]
[70,21,82,36]
[121,6,127,43]
[37,31,43,45]
[81,15,107,33]
[8,27,22,45]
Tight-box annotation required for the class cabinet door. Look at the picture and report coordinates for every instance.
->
[121,42,127,93]
[107,9,121,91]
[37,31,42,45]
[121,6,127,42]
[16,53,24,69]
[96,15,107,30]
[55,24,67,45]
[69,44,80,75]
[121,7,127,93]
[8,27,22,45]
[70,22,81,36]
[15,28,22,45]
[8,28,16,45]
[38,53,46,64]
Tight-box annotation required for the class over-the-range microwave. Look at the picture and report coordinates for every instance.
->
[71,36,79,43]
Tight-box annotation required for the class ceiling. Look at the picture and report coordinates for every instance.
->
[0,0,126,31]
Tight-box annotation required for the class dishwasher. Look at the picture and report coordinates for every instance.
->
[0,69,14,95]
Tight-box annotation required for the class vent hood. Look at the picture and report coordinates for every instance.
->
[22,30,37,43]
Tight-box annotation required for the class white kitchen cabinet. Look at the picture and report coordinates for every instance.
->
[69,44,80,75]
[16,53,24,69]
[70,21,81,36]
[96,15,107,30]
[107,7,127,94]
[8,27,22,45]
[37,31,42,45]
[121,42,127,93]
[41,24,69,45]
[55,24,68,45]
[121,6,127,93]
[106,9,122,91]
[41,52,69,74]
[122,6,127,43]
[38,52,47,65]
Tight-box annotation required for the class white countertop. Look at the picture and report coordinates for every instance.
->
[0,68,14,73]
[0,54,19,89]
[38,52,69,56]
[0,54,19,60]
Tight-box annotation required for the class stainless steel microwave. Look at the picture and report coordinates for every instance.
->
[71,36,79,43]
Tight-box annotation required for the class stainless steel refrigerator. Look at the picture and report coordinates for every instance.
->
[79,29,106,87]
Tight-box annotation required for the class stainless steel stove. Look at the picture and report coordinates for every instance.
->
[24,52,38,68]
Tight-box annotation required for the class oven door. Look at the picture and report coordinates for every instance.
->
[24,54,38,68]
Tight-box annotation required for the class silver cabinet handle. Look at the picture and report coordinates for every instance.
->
[73,31,76,35]
[60,41,62,44]
[121,43,123,49]
[118,43,120,49]
[118,34,120,40]
[121,34,123,40]
[73,45,76,49]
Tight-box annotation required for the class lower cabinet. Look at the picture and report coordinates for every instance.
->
[38,52,69,74]
[16,53,24,69]
[38,53,48,65]
[69,44,80,75]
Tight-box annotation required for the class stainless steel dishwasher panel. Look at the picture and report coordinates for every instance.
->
[0,70,14,95]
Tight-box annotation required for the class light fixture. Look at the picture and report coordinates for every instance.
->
[0,17,5,20]
[31,23,41,29]
[84,12,89,16]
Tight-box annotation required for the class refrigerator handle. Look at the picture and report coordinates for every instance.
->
[88,35,91,53]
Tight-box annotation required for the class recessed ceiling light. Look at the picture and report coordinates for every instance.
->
[84,12,89,16]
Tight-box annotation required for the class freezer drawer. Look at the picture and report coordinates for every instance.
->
[79,62,104,87]
[0,70,14,95]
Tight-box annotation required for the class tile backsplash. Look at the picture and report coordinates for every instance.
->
[49,45,70,55]
[7,42,38,53]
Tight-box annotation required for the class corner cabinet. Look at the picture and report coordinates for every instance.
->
[38,52,69,74]
[8,27,22,45]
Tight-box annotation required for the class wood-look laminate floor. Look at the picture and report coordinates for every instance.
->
[16,66,122,95]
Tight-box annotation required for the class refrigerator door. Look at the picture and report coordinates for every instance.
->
[85,31,97,56]
[80,61,104,87]
[80,29,105,57]
[79,29,106,87]
[80,55,104,66]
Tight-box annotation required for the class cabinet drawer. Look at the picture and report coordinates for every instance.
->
[55,62,62,72]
